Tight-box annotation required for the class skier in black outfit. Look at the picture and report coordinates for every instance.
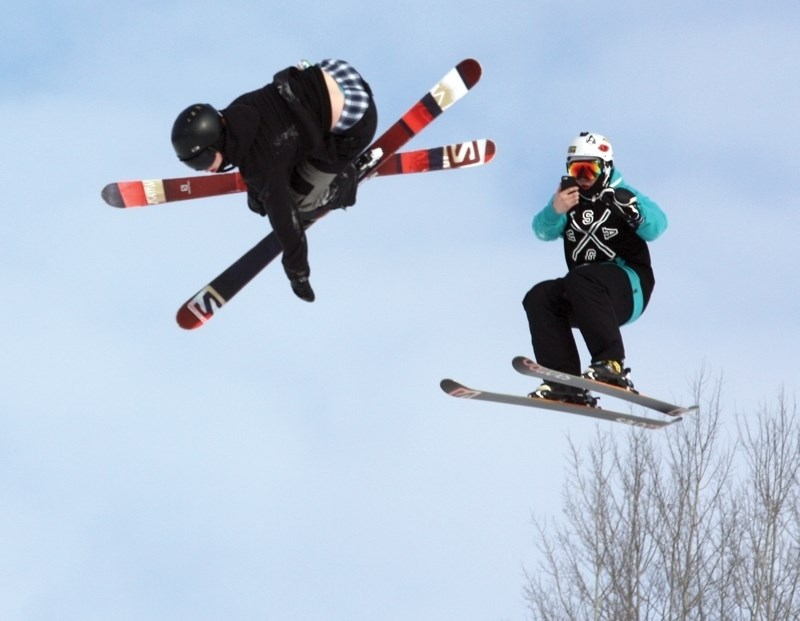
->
[522,132,668,405]
[170,59,378,302]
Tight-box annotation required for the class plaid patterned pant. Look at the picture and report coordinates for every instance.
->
[318,58,372,134]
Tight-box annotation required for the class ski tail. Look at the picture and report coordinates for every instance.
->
[176,59,484,330]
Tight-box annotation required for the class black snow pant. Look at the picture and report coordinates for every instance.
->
[522,262,636,376]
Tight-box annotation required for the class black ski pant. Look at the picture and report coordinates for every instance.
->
[522,263,635,376]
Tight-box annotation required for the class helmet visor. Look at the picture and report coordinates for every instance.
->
[567,159,602,182]
[180,146,218,172]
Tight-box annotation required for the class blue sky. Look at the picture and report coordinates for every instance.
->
[2,1,799,620]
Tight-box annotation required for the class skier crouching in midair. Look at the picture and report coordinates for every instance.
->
[523,132,668,405]
[170,59,377,303]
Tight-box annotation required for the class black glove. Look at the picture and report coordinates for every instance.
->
[325,162,359,210]
[247,191,267,216]
[600,187,643,229]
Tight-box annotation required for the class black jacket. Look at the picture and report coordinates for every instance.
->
[221,66,335,210]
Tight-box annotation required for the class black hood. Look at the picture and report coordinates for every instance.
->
[218,103,259,167]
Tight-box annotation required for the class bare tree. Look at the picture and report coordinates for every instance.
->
[644,377,736,620]
[524,377,800,621]
[727,391,800,620]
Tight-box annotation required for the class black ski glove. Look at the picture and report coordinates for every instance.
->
[247,190,267,216]
[600,187,643,229]
[325,162,359,210]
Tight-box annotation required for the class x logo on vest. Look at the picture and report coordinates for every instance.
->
[567,208,619,263]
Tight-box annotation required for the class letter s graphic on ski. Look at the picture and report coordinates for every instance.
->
[185,287,225,325]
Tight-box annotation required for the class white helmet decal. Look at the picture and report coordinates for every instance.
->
[567,132,614,163]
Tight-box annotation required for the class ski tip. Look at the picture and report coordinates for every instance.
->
[440,378,456,390]
[101,183,125,208]
[456,58,482,88]
[440,378,465,394]
[176,285,227,330]
[176,306,203,330]
[485,139,496,163]
[511,355,535,372]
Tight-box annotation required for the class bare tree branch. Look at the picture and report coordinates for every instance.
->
[525,375,800,620]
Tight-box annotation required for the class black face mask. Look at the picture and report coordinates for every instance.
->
[215,156,234,173]
[180,146,219,171]
[211,127,234,172]
[578,174,608,200]
[181,129,234,173]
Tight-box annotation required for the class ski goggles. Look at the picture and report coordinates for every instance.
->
[567,159,603,182]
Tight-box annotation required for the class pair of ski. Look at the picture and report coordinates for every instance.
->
[102,59,492,329]
[441,357,699,430]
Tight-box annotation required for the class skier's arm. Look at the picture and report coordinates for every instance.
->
[532,192,569,241]
[246,172,311,278]
[625,185,668,241]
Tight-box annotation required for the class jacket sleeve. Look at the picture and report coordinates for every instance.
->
[620,182,668,241]
[532,197,567,241]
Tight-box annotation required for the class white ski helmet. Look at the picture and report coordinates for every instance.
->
[566,132,614,192]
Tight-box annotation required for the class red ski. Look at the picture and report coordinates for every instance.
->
[101,139,494,208]
[101,172,247,209]
[175,58,483,330]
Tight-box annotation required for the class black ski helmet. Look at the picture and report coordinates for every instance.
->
[171,103,225,171]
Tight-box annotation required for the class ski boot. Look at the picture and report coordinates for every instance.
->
[583,360,635,391]
[529,382,598,407]
[290,276,316,302]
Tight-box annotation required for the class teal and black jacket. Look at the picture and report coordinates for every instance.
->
[532,169,668,323]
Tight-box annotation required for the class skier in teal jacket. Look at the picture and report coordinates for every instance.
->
[523,132,668,405]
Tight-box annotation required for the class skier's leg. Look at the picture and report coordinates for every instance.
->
[563,263,633,363]
[523,278,582,376]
